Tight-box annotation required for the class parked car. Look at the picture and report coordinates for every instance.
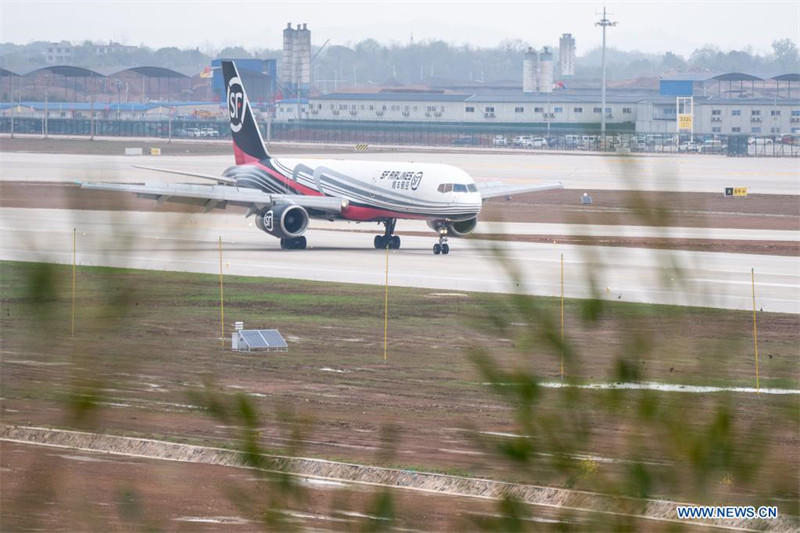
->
[699,139,726,154]
[545,136,561,148]
[530,137,548,148]
[564,135,580,149]
[512,135,531,147]
[453,135,479,146]
[678,141,699,152]
[492,135,508,146]
[201,127,220,138]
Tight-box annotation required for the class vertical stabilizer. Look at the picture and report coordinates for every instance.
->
[221,60,270,164]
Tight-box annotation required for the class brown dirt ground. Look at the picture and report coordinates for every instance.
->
[2,264,798,530]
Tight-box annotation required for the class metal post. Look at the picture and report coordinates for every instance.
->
[44,78,48,138]
[384,243,389,363]
[560,253,564,381]
[72,228,76,337]
[90,95,95,141]
[219,236,225,348]
[751,268,759,392]
[595,6,616,140]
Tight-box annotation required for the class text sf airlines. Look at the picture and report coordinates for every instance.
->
[81,61,562,254]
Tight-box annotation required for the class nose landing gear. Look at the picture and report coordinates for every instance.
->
[374,219,401,250]
[433,231,449,255]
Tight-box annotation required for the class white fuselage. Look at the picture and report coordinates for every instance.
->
[229,157,483,222]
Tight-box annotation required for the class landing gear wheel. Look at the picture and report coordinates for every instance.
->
[375,219,399,250]
[281,236,307,250]
[441,243,449,255]
[433,243,442,255]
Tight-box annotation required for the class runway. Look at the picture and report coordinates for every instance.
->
[3,208,798,313]
[2,150,798,194]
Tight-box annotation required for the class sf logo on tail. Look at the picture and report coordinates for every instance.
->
[227,77,245,132]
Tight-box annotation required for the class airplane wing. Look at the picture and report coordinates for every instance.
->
[132,165,237,185]
[477,180,564,200]
[77,181,347,214]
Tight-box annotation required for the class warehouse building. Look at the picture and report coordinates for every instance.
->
[276,72,799,136]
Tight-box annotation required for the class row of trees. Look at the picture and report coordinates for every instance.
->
[1,38,797,85]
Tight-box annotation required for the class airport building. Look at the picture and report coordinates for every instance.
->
[276,72,800,137]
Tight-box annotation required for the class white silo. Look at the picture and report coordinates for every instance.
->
[523,47,538,93]
[539,47,554,93]
[559,33,576,76]
[296,23,311,95]
[282,23,295,89]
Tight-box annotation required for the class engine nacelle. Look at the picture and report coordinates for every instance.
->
[255,204,309,239]
[426,217,478,238]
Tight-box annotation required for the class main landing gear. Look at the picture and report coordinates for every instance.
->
[280,236,307,249]
[374,219,401,250]
[433,231,450,255]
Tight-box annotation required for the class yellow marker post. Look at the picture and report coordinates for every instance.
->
[219,236,225,348]
[752,268,759,392]
[71,228,76,337]
[383,243,389,363]
[560,253,564,381]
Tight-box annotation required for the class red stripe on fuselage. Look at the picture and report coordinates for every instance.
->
[341,205,429,221]
[254,161,322,197]
[248,160,474,222]
[233,144,261,165]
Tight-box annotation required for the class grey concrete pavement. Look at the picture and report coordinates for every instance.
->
[2,151,798,194]
[3,208,798,313]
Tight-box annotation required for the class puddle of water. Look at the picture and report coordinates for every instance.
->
[320,367,350,373]
[537,381,800,395]
[299,477,349,488]
[173,516,249,524]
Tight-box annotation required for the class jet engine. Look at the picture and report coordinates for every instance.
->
[255,204,309,239]
[426,216,478,237]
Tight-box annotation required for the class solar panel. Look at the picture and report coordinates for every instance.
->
[259,330,288,349]
[237,329,288,351]
[241,330,266,348]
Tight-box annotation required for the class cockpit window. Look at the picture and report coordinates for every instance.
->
[438,183,476,193]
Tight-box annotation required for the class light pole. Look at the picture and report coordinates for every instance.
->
[595,6,617,141]
[44,75,49,138]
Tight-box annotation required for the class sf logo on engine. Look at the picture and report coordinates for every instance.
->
[263,210,274,232]
[227,77,245,132]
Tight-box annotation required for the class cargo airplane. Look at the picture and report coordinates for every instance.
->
[81,61,563,254]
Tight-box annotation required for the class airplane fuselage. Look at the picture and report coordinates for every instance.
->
[224,158,482,223]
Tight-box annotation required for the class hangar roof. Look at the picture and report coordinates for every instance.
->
[0,65,197,78]
[661,72,800,82]
[315,93,471,102]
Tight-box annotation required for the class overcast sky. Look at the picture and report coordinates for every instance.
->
[2,0,798,57]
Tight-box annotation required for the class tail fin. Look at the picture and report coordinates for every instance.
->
[221,60,270,164]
